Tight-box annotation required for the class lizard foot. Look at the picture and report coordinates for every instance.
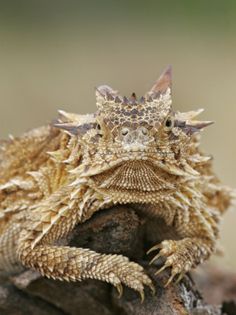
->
[147,239,196,287]
[19,244,155,302]
[103,257,155,302]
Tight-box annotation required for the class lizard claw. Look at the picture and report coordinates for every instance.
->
[115,283,123,298]
[139,290,145,303]
[106,257,154,301]
[175,272,184,284]
[155,264,168,275]
[149,282,156,296]
[147,244,162,255]
[155,258,172,276]
[148,239,206,289]
[149,252,163,265]
[164,271,177,287]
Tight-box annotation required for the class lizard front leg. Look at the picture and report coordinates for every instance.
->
[19,244,154,300]
[147,205,219,286]
[17,187,154,300]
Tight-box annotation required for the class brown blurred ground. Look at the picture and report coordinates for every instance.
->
[0,0,235,269]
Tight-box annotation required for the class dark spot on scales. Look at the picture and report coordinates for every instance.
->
[130,109,138,115]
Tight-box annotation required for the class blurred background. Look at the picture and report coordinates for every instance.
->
[0,0,235,269]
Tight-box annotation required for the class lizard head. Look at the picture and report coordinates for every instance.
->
[55,66,213,201]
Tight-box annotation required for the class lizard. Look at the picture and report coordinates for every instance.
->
[0,66,234,301]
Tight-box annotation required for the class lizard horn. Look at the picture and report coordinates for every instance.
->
[95,85,123,109]
[145,65,172,99]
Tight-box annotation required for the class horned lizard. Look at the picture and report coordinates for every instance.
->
[0,66,234,301]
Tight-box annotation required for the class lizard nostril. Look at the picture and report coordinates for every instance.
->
[121,128,129,136]
[140,127,148,136]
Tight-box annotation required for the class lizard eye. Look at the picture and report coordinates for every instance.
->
[96,124,103,137]
[165,117,174,129]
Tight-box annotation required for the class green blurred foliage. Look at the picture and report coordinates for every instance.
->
[0,0,235,32]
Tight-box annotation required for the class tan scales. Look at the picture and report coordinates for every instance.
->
[0,66,234,300]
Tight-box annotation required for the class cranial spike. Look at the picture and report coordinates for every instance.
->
[115,96,122,103]
[95,85,119,104]
[123,96,129,104]
[178,119,214,135]
[58,110,71,121]
[96,85,118,97]
[54,123,79,135]
[182,121,214,135]
[131,92,137,100]
[139,96,145,104]
[147,95,153,102]
[129,92,137,105]
[146,65,172,98]
[58,110,88,125]
[95,85,122,109]
[175,108,204,121]
[130,93,138,105]
[106,92,115,101]
[187,120,214,130]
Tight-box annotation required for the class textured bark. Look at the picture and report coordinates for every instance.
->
[0,206,234,315]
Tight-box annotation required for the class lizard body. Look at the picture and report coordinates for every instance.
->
[0,67,234,299]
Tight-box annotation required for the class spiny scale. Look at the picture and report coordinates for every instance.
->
[94,161,175,192]
[0,67,234,302]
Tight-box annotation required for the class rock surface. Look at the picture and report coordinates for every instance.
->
[0,206,235,315]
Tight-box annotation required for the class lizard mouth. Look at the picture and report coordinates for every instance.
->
[92,160,176,192]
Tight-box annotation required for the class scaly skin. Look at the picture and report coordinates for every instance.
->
[0,66,234,300]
